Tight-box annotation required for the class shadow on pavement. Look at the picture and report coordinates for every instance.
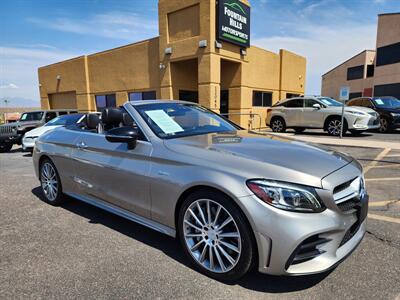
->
[31,186,331,293]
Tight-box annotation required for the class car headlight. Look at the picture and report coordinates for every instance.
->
[246,180,325,213]
[390,112,400,117]
[348,111,366,116]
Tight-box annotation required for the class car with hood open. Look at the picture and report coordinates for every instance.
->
[266,96,380,136]
[33,100,368,281]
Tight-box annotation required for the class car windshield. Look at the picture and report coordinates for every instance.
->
[372,97,400,108]
[134,102,239,139]
[19,112,43,121]
[45,114,84,126]
[317,97,343,107]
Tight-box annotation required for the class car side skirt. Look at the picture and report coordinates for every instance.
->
[66,192,176,237]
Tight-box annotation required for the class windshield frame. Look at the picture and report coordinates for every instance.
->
[133,102,242,140]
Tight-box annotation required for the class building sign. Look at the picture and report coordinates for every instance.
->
[217,0,250,48]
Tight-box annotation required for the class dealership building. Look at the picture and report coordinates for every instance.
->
[38,0,306,127]
[321,13,400,100]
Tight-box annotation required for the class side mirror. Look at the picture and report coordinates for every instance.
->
[312,103,321,109]
[105,126,139,149]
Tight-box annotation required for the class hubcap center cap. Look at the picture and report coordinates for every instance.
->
[207,229,217,241]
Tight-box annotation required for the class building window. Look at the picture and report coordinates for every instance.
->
[349,92,362,99]
[376,42,400,66]
[95,94,116,110]
[374,83,400,99]
[179,90,198,103]
[286,93,300,99]
[347,65,364,81]
[129,91,157,101]
[366,65,374,78]
[252,91,273,107]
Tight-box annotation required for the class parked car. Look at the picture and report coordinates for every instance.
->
[33,100,368,281]
[266,96,380,136]
[346,96,400,133]
[0,109,78,153]
[22,113,87,152]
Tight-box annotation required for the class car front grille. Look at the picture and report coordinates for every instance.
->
[0,124,17,135]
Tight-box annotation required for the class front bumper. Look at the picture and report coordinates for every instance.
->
[0,134,22,145]
[347,115,380,131]
[239,164,367,275]
[22,136,37,150]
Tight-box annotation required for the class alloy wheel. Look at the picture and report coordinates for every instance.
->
[40,162,58,202]
[272,119,283,132]
[379,118,388,133]
[183,199,242,273]
[328,119,342,136]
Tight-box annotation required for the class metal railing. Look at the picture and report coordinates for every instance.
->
[221,112,263,131]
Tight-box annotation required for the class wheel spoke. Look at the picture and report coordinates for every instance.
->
[213,246,226,272]
[196,202,207,226]
[185,233,203,238]
[190,239,204,252]
[219,240,240,253]
[212,206,221,226]
[206,200,211,224]
[199,244,208,263]
[209,245,214,269]
[219,232,239,238]
[217,216,232,231]
[217,244,235,265]
[188,208,205,227]
[184,220,202,232]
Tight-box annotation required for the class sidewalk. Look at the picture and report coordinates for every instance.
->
[261,132,400,150]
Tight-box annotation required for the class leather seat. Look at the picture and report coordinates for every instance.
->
[85,113,100,131]
[122,112,135,127]
[101,108,123,131]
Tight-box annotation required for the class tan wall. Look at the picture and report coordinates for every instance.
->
[374,14,400,87]
[49,92,77,109]
[38,0,306,128]
[321,50,375,99]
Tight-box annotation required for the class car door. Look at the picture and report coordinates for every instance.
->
[71,115,153,218]
[301,98,325,127]
[283,99,303,127]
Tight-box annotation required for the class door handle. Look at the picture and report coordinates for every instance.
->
[76,141,88,149]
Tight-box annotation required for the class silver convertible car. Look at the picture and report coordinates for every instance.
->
[33,100,368,281]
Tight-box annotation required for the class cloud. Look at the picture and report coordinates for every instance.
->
[27,11,158,41]
[0,83,18,89]
[0,46,77,105]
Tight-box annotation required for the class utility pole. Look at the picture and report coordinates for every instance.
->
[2,99,10,124]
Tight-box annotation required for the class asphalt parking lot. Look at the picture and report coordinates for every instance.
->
[1,144,399,300]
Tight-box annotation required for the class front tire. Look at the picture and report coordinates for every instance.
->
[39,159,66,205]
[327,117,347,136]
[270,117,286,133]
[378,117,390,133]
[178,190,255,281]
[0,143,13,153]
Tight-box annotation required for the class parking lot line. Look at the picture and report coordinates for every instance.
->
[368,213,400,224]
[363,148,391,174]
[365,177,400,182]
[369,200,399,207]
[370,164,400,169]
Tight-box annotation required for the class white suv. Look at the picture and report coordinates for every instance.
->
[266,96,380,136]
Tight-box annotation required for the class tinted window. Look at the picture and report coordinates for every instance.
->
[347,65,364,80]
[304,99,319,107]
[285,99,303,108]
[252,91,272,107]
[58,111,68,116]
[367,65,374,77]
[45,114,84,126]
[347,99,361,106]
[95,94,116,110]
[129,91,157,101]
[349,92,362,99]
[286,93,300,99]
[317,97,343,107]
[20,112,43,121]
[374,83,400,99]
[372,96,400,108]
[376,42,400,66]
[45,112,57,122]
[362,99,374,108]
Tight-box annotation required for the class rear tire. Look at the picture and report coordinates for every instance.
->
[270,117,286,133]
[178,190,255,282]
[0,143,13,153]
[39,158,66,205]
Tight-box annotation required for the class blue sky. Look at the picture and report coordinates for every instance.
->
[0,0,399,107]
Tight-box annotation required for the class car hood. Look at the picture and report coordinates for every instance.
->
[379,107,400,114]
[344,106,376,114]
[24,125,61,137]
[164,131,353,188]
